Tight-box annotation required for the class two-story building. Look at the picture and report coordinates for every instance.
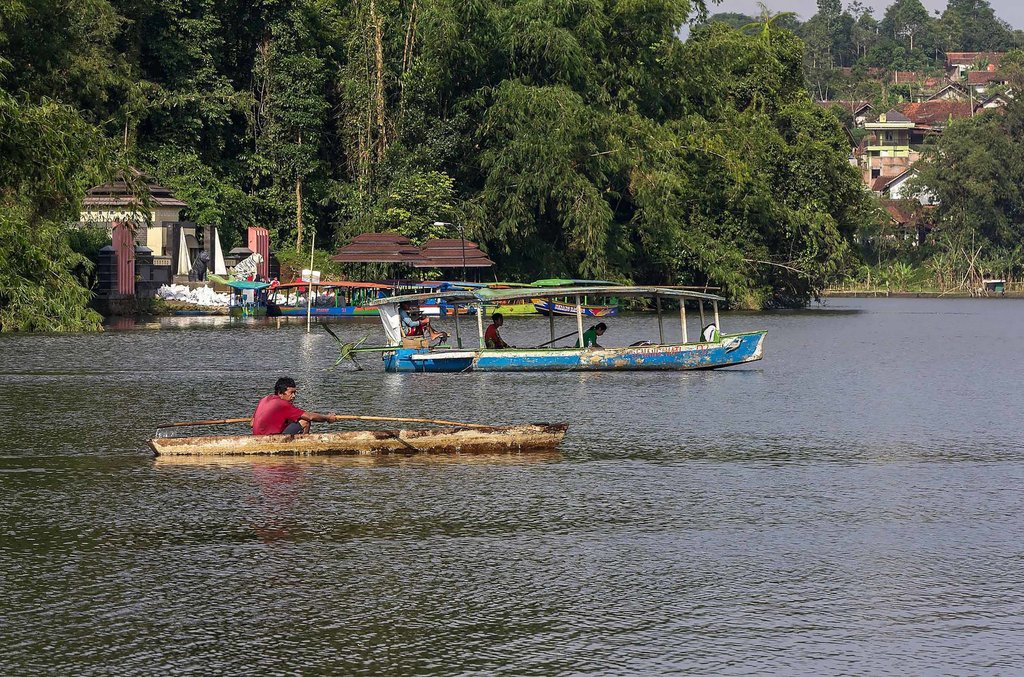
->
[862,110,918,185]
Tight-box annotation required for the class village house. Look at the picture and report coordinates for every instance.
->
[896,100,974,144]
[966,68,1008,97]
[890,72,951,102]
[871,168,935,205]
[927,82,969,101]
[945,52,1005,80]
[881,200,935,247]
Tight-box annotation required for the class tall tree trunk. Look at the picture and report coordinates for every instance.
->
[296,131,304,253]
[369,0,387,161]
[399,0,419,123]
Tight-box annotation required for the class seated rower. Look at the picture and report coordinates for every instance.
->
[701,322,720,342]
[484,312,513,349]
[399,301,448,345]
[577,322,607,349]
[252,377,335,435]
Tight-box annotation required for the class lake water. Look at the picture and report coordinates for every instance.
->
[2,298,1022,674]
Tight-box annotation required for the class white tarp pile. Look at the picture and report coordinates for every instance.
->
[154,284,229,307]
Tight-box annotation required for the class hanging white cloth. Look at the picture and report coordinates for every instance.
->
[212,228,227,275]
[379,304,403,346]
[176,229,192,275]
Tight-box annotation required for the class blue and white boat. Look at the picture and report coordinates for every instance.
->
[366,286,766,373]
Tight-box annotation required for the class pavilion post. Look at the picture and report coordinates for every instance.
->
[454,303,462,348]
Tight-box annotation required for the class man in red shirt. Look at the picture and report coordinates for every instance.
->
[484,312,512,349]
[252,377,335,435]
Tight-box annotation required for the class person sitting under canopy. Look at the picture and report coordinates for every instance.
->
[577,322,607,349]
[484,312,513,349]
[399,301,448,345]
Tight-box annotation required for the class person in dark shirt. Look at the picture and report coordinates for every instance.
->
[484,312,512,349]
[252,377,335,435]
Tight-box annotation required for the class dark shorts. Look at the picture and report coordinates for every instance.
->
[282,422,305,435]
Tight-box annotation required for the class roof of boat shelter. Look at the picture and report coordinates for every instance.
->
[369,285,726,306]
[330,233,494,268]
[330,233,426,264]
[414,239,494,268]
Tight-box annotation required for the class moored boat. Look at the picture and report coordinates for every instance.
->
[150,422,568,457]
[226,279,271,318]
[530,278,620,317]
[268,281,391,317]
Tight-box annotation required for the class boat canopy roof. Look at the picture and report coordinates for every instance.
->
[531,278,620,287]
[276,280,391,289]
[368,285,725,306]
[227,280,272,290]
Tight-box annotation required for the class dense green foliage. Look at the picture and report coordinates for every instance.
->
[703,1,1024,292]
[0,89,107,331]
[3,0,881,333]
[906,56,1024,288]
[708,0,1023,103]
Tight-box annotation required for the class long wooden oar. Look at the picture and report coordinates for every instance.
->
[329,414,501,430]
[534,330,580,348]
[157,417,252,429]
[157,414,500,430]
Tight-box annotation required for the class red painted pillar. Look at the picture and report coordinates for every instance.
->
[247,226,269,279]
[113,221,136,296]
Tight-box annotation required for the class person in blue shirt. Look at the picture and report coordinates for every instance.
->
[399,301,448,345]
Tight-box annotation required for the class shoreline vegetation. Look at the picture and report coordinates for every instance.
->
[2,0,1024,331]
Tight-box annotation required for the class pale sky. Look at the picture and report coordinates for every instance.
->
[701,0,1024,29]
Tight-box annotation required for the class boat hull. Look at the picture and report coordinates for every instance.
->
[150,423,568,457]
[534,300,618,317]
[382,331,766,372]
[228,305,267,318]
[271,305,378,317]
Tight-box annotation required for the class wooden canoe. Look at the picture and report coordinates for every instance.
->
[149,422,568,457]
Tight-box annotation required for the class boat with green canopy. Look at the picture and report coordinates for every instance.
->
[225,279,272,318]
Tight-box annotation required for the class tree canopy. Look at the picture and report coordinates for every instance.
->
[3,0,888,333]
